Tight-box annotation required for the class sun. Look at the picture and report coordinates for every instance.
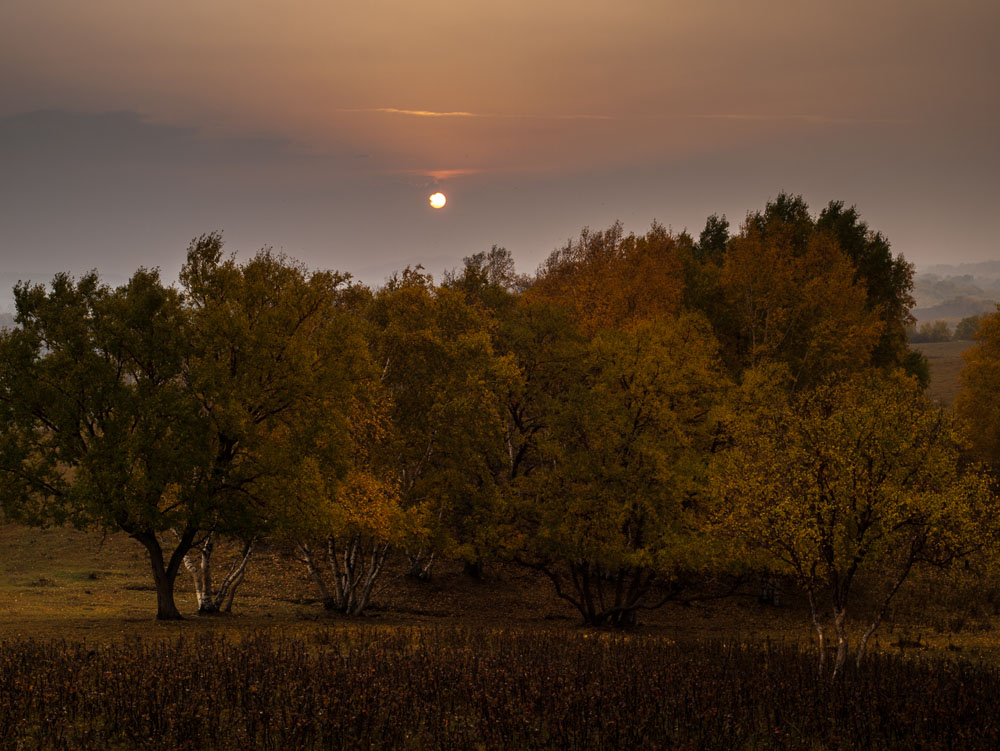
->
[429,192,447,209]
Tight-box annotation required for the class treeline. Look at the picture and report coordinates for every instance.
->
[908,314,991,343]
[2,193,999,678]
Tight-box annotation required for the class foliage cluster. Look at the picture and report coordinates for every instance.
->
[2,629,999,751]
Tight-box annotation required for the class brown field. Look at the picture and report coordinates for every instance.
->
[2,522,1000,662]
[913,339,975,408]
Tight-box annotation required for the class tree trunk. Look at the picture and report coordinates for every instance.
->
[463,558,484,581]
[406,549,435,581]
[183,535,214,613]
[151,561,183,620]
[609,608,637,628]
[297,537,390,616]
[297,542,336,609]
[807,589,826,676]
[134,531,192,621]
[856,553,918,667]
[831,606,848,680]
[183,534,255,614]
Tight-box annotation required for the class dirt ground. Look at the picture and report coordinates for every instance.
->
[2,522,998,663]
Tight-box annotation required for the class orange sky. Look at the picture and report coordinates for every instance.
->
[0,0,997,296]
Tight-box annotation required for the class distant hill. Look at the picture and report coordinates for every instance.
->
[912,296,997,323]
[913,262,1000,324]
[921,261,1000,279]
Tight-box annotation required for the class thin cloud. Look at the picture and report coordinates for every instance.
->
[686,113,908,125]
[393,167,485,179]
[338,107,614,121]
[342,107,480,118]
[425,168,483,179]
[339,107,902,125]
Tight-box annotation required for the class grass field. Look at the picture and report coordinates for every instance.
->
[913,339,975,407]
[2,521,1000,664]
[4,524,1000,748]
[0,523,799,643]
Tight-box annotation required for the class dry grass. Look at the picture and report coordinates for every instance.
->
[913,339,975,408]
[3,522,1000,663]
[0,523,814,645]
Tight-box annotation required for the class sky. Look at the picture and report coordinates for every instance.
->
[1,0,998,310]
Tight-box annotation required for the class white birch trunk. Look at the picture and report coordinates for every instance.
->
[807,589,827,676]
[297,535,391,616]
[832,606,848,680]
[182,533,254,613]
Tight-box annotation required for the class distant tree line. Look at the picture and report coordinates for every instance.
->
[908,313,991,343]
[2,193,999,680]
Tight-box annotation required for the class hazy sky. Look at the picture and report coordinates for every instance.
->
[1,0,997,309]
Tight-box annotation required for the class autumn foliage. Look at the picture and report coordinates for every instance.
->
[0,193,995,669]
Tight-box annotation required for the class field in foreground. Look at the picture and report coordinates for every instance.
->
[3,517,1000,749]
[2,629,997,751]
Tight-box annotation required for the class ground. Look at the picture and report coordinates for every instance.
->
[1,522,998,663]
[913,339,974,407]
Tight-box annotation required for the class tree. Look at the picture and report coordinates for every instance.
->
[745,192,815,255]
[366,268,513,580]
[957,310,1000,467]
[908,320,952,343]
[689,195,915,381]
[444,245,528,312]
[718,224,882,386]
[954,313,988,341]
[180,533,255,615]
[528,222,684,335]
[292,380,410,616]
[713,369,991,678]
[511,313,729,626]
[0,269,210,619]
[0,235,365,619]
[817,201,915,367]
[177,235,366,614]
[696,213,729,259]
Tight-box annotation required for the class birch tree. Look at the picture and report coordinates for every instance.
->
[713,369,992,678]
[528,222,684,336]
[288,372,413,616]
[181,532,254,614]
[718,227,882,388]
[957,310,1000,467]
[176,234,366,614]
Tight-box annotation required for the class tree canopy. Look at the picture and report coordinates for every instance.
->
[0,194,981,637]
[713,369,992,676]
[0,235,368,618]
